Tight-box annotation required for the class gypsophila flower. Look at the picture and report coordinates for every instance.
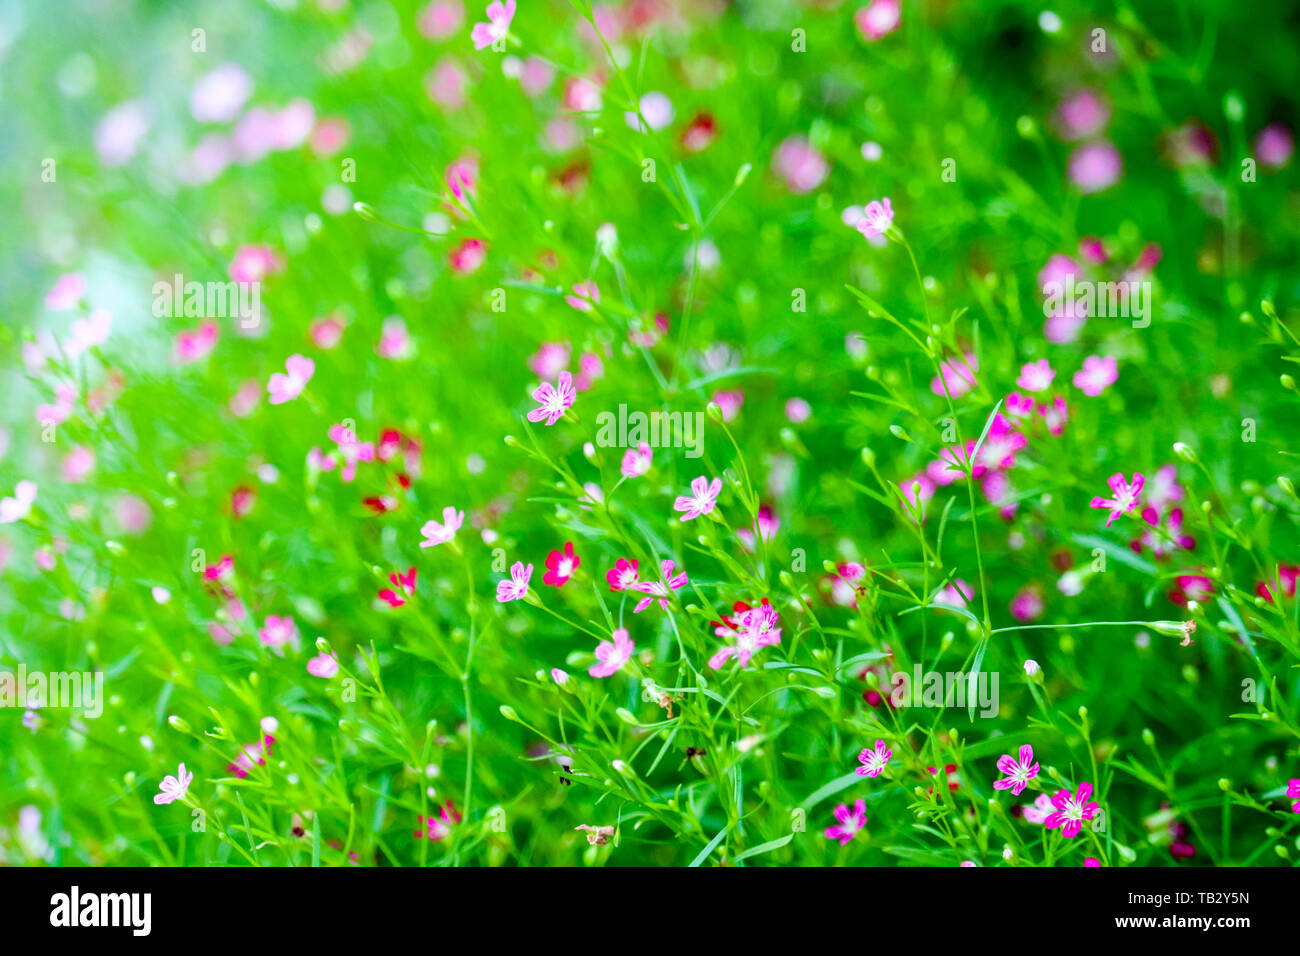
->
[470,0,515,50]
[824,799,867,845]
[1090,472,1145,526]
[527,371,576,426]
[154,763,194,805]
[993,745,1040,795]
[1043,782,1100,837]
[856,197,894,239]
[856,739,892,777]
[496,561,533,602]
[673,475,722,521]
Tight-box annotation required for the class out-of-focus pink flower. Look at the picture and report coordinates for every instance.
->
[311,315,345,349]
[620,442,653,478]
[191,63,253,122]
[1017,358,1055,392]
[308,651,340,678]
[470,0,515,50]
[589,628,634,678]
[737,505,779,553]
[173,321,219,364]
[708,602,781,669]
[930,353,979,398]
[855,0,900,40]
[680,111,717,152]
[1010,585,1044,622]
[418,0,464,39]
[229,735,275,778]
[229,245,281,284]
[518,56,554,97]
[377,316,414,360]
[95,101,149,166]
[785,397,811,423]
[267,354,315,405]
[426,58,469,109]
[632,560,688,612]
[45,273,86,311]
[310,117,351,156]
[1068,142,1122,193]
[563,76,603,112]
[420,506,464,548]
[273,99,316,150]
[772,135,829,194]
[1255,123,1294,169]
[527,371,576,426]
[1039,395,1069,436]
[711,389,744,422]
[857,197,894,240]
[565,281,600,312]
[258,615,298,648]
[378,567,418,608]
[154,763,194,805]
[115,494,152,534]
[448,238,487,273]
[62,447,95,483]
[1073,355,1118,397]
[1055,89,1110,140]
[625,91,674,132]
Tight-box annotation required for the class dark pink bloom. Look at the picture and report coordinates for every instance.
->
[378,567,418,607]
[632,559,688,613]
[1090,472,1144,527]
[1042,782,1099,838]
[824,799,867,845]
[606,558,639,592]
[543,542,580,587]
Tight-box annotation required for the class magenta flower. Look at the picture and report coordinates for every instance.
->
[259,614,298,648]
[633,559,688,613]
[1090,472,1145,527]
[707,602,782,669]
[673,475,722,521]
[154,762,194,805]
[378,567,418,608]
[972,414,1026,472]
[416,801,462,841]
[543,541,580,587]
[470,0,515,50]
[1073,355,1118,397]
[1288,779,1300,813]
[420,506,464,548]
[1038,395,1069,436]
[620,442,653,478]
[527,370,576,426]
[993,744,1040,795]
[1256,123,1294,170]
[496,561,533,602]
[930,353,979,398]
[824,799,867,846]
[1043,782,1100,837]
[606,557,640,592]
[267,353,315,405]
[856,739,892,778]
[856,197,894,240]
[589,628,635,678]
[855,0,900,40]
[1017,358,1056,392]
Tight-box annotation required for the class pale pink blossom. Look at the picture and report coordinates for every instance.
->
[1068,142,1122,193]
[772,136,828,194]
[470,0,515,50]
[708,602,782,669]
[154,763,194,805]
[855,0,900,40]
[418,1,465,39]
[308,651,340,678]
[856,197,894,239]
[496,561,533,602]
[930,353,979,398]
[420,506,464,548]
[173,321,219,364]
[1016,358,1055,392]
[45,273,86,311]
[1073,355,1117,396]
[267,354,315,405]
[674,475,722,521]
[259,615,298,648]
[0,482,37,524]
[377,316,414,359]
[565,280,600,312]
[633,560,688,613]
[824,799,867,845]
[191,63,253,123]
[589,628,635,678]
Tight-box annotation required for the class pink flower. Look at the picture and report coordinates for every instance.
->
[191,63,253,123]
[1016,358,1055,392]
[543,541,580,587]
[1039,395,1069,436]
[378,567,418,607]
[772,136,828,194]
[1043,782,1100,838]
[589,628,635,678]
[1255,123,1294,170]
[1090,472,1145,527]
[1068,142,1122,193]
[1055,89,1110,140]
[737,505,780,553]
[972,414,1026,472]
[416,801,462,841]
[993,745,1040,795]
[376,316,413,360]
[1133,507,1195,560]
[856,739,892,777]
[1005,392,1036,419]
[418,1,465,40]
[856,197,894,239]
[45,273,86,311]
[674,475,722,521]
[420,506,464,548]
[711,389,745,422]
[0,482,37,524]
[1073,355,1118,396]
[445,155,478,200]
[855,0,900,40]
[785,397,812,423]
[308,651,340,678]
[328,422,376,483]
[310,315,345,349]
[259,615,298,648]
[1287,779,1300,814]
[470,0,515,50]
[62,446,95,483]
[620,442,653,478]
[934,579,974,610]
[565,280,600,312]
[229,245,281,284]
[267,353,315,405]
[173,321,219,364]
[606,557,639,592]
[527,371,576,426]
[1084,857,1101,867]
[824,799,867,845]
[448,238,487,274]
[1022,793,1055,823]
[931,352,979,398]
[529,342,571,378]
[633,560,688,613]
[1010,585,1044,622]
[708,602,782,669]
[496,561,533,602]
[154,763,194,805]
[228,735,274,778]
[95,101,148,166]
